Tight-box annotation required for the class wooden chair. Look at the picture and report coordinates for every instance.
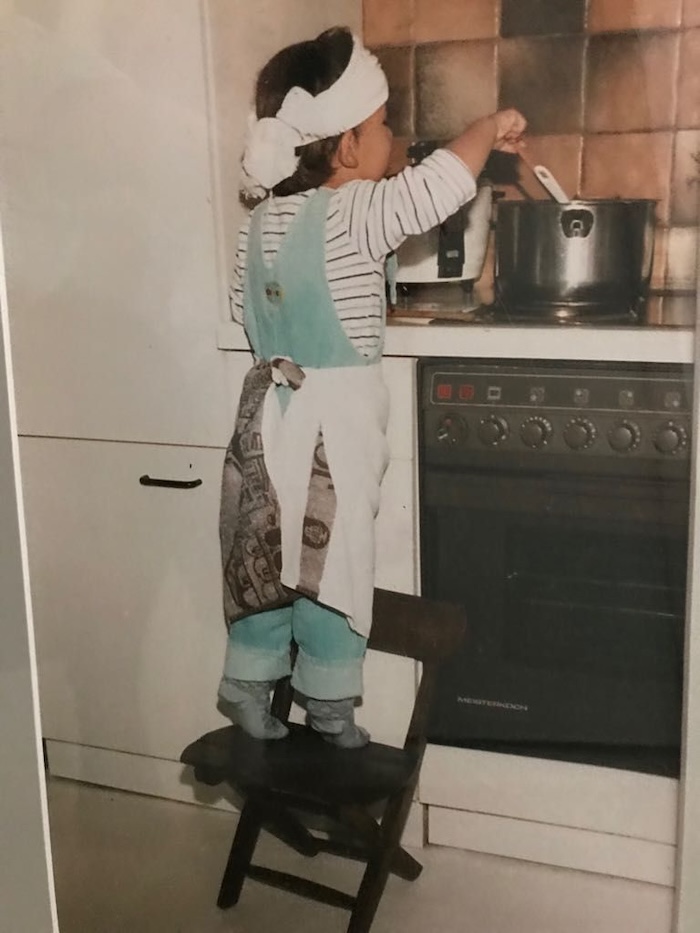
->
[180,588,467,933]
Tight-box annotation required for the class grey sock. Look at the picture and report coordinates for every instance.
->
[218,678,289,740]
[306,697,370,749]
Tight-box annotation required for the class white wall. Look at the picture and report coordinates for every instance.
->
[0,221,57,929]
[203,0,363,283]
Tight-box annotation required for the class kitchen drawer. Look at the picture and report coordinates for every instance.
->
[20,436,227,760]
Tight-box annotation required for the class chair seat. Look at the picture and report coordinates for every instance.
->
[181,724,418,807]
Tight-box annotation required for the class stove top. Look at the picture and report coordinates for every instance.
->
[390,284,696,329]
[464,300,641,327]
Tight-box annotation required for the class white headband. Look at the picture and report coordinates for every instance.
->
[241,34,389,196]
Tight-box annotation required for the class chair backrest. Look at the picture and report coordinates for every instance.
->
[368,588,467,665]
[368,589,467,753]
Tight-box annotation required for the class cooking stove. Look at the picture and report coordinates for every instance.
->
[391,283,696,328]
[418,357,693,775]
[469,297,642,326]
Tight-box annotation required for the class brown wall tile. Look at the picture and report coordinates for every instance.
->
[499,37,585,134]
[666,226,699,287]
[585,33,679,133]
[415,40,498,139]
[588,0,683,33]
[501,0,586,37]
[581,132,674,222]
[414,0,499,43]
[519,135,583,199]
[375,46,414,136]
[671,130,700,224]
[678,29,700,128]
[363,0,414,47]
[371,1,693,247]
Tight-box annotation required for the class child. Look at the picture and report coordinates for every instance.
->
[218,26,526,747]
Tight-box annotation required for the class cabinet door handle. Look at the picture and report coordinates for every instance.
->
[139,474,203,489]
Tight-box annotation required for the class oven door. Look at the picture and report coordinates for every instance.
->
[421,468,688,758]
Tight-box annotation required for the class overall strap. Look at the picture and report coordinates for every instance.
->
[243,190,378,368]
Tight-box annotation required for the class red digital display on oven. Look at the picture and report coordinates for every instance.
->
[459,384,476,401]
[436,383,453,401]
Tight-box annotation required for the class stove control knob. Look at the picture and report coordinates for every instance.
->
[478,415,509,447]
[654,422,688,455]
[436,413,466,446]
[520,416,553,449]
[563,418,597,451]
[608,420,641,453]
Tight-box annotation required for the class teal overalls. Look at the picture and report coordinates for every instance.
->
[221,189,384,701]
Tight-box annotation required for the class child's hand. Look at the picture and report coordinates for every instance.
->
[447,109,527,178]
[493,109,527,153]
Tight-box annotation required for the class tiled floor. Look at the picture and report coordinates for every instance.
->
[47,779,675,933]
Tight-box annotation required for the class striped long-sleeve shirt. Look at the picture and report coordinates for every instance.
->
[230,148,476,358]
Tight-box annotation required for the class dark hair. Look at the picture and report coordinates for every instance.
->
[254,26,354,197]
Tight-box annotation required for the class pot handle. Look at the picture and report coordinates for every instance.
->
[561,209,594,239]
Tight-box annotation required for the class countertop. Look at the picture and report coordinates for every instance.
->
[217,320,696,364]
[217,287,697,364]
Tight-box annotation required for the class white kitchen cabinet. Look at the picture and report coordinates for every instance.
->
[20,435,228,759]
[2,1,229,446]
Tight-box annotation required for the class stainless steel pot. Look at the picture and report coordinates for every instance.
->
[495,199,656,313]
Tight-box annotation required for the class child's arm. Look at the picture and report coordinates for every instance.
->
[447,109,527,179]
[343,109,527,262]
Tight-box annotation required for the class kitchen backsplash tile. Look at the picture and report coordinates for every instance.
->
[369,0,699,249]
[588,0,683,33]
[585,33,680,133]
[363,0,413,47]
[581,132,673,222]
[415,41,497,139]
[414,0,499,43]
[666,226,699,288]
[677,29,700,128]
[500,0,585,37]
[671,130,700,225]
[499,36,585,134]
[375,46,414,136]
[685,0,700,26]
[513,134,583,199]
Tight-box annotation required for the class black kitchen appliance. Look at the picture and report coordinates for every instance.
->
[418,358,692,776]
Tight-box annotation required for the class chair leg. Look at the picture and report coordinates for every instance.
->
[338,805,422,881]
[217,799,263,910]
[346,790,415,933]
[265,801,321,857]
[390,846,423,881]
